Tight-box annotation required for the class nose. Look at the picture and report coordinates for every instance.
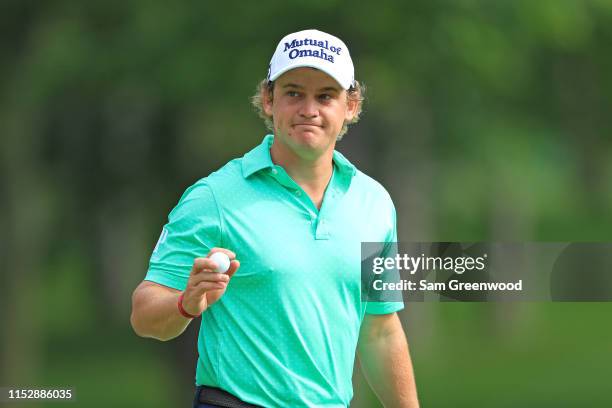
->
[298,97,318,119]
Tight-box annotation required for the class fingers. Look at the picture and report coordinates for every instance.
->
[193,280,227,293]
[191,248,237,275]
[193,261,239,292]
[191,270,229,285]
[190,250,240,292]
[190,257,219,275]
[187,273,228,295]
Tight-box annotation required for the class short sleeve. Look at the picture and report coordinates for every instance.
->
[365,200,405,315]
[145,180,221,291]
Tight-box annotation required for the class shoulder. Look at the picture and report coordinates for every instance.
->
[172,156,252,216]
[171,159,240,215]
[347,168,397,240]
[334,149,393,203]
[352,169,394,207]
[168,178,218,222]
[180,158,243,199]
[207,158,244,182]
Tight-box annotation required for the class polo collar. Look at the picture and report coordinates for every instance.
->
[332,149,357,178]
[242,134,275,178]
[242,134,357,179]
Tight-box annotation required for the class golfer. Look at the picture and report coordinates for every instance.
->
[131,29,419,408]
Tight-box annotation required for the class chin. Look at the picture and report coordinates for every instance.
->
[289,129,323,147]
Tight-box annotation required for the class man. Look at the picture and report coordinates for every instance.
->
[131,29,419,408]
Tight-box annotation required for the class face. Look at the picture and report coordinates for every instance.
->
[263,67,358,160]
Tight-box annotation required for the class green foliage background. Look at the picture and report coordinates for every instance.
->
[1,1,611,407]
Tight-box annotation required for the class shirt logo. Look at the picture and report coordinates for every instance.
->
[153,227,168,253]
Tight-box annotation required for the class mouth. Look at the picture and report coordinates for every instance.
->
[292,123,322,128]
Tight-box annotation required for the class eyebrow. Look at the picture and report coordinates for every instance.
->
[282,83,340,93]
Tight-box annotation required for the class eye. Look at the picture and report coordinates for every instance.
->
[287,91,300,97]
[318,94,332,101]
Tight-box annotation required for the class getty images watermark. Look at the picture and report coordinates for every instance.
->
[361,243,612,302]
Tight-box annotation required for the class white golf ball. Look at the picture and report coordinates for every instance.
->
[210,252,230,273]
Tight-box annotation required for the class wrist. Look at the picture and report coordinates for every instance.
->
[177,292,201,319]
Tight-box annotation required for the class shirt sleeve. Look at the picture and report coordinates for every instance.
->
[145,179,221,291]
[365,200,405,315]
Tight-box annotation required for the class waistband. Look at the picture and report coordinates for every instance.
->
[196,385,263,408]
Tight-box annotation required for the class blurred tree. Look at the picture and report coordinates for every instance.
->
[1,0,611,406]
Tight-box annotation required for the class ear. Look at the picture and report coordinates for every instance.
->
[345,94,359,122]
[262,87,274,117]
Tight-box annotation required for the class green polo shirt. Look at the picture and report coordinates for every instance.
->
[146,134,403,407]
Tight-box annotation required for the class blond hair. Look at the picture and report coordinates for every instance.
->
[251,79,365,140]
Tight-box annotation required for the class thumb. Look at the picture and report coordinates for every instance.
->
[226,260,240,279]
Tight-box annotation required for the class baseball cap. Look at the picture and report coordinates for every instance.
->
[267,29,355,90]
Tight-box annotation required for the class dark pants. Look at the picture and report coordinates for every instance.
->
[192,386,220,408]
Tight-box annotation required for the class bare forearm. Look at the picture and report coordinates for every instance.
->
[358,318,419,407]
[130,285,192,341]
[131,252,237,341]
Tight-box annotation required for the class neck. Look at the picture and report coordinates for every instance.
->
[270,138,334,209]
[270,139,334,187]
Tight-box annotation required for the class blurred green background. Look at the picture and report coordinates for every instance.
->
[1,0,611,407]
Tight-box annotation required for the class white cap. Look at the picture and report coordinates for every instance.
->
[267,29,355,90]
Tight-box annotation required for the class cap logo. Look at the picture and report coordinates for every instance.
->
[283,38,342,63]
[269,30,354,90]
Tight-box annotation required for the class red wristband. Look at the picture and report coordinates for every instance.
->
[178,292,200,319]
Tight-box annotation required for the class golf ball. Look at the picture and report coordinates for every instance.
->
[210,252,230,273]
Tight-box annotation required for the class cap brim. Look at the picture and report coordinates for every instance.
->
[269,62,351,90]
